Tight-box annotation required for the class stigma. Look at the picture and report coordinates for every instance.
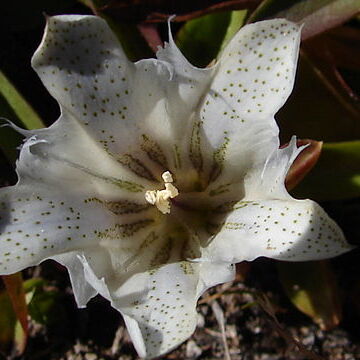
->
[145,171,179,214]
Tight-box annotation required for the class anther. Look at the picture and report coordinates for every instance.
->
[145,171,179,214]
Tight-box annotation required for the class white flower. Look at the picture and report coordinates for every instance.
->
[0,15,352,359]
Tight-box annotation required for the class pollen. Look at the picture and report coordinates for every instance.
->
[145,171,179,214]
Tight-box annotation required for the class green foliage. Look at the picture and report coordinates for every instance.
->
[278,261,341,330]
[176,10,247,67]
[0,71,45,164]
[0,71,44,130]
[293,141,360,201]
[25,278,65,326]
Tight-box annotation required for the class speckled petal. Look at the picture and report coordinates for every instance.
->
[31,15,211,177]
[75,238,234,359]
[205,199,352,263]
[198,19,301,184]
[0,185,117,275]
[15,111,151,197]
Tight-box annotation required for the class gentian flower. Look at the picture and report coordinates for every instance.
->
[0,15,351,358]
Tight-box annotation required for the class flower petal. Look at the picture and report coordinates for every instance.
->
[84,259,199,359]
[196,261,235,297]
[90,261,233,359]
[213,19,300,122]
[0,185,117,275]
[52,251,98,307]
[77,227,234,359]
[244,136,303,200]
[156,21,214,134]
[14,112,151,195]
[205,198,352,263]
[31,15,212,179]
[197,19,301,184]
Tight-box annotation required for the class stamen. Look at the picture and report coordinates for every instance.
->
[162,171,173,183]
[145,171,179,214]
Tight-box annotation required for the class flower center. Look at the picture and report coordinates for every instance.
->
[145,171,179,214]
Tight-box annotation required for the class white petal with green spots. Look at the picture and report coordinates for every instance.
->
[205,199,350,263]
[0,14,353,360]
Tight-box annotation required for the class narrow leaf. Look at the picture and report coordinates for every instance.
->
[177,12,234,67]
[23,279,66,326]
[177,10,247,68]
[293,141,360,201]
[0,277,27,355]
[278,261,342,330]
[78,0,259,23]
[249,0,360,40]
[2,274,28,335]
[0,289,16,351]
[219,10,248,52]
[285,139,323,191]
[0,70,44,129]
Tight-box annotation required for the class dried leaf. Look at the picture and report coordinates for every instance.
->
[285,139,323,191]
[2,274,28,336]
[0,274,28,355]
[249,0,360,40]
[81,0,260,23]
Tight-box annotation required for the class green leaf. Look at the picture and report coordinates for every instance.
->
[0,70,45,165]
[0,70,45,130]
[23,278,66,326]
[23,278,45,293]
[177,10,247,68]
[249,0,360,39]
[219,10,248,53]
[278,261,342,330]
[292,141,360,201]
[28,291,62,325]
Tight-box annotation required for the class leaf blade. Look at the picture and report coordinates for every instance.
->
[0,70,45,130]
[278,260,342,330]
[293,141,360,201]
[249,0,360,40]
